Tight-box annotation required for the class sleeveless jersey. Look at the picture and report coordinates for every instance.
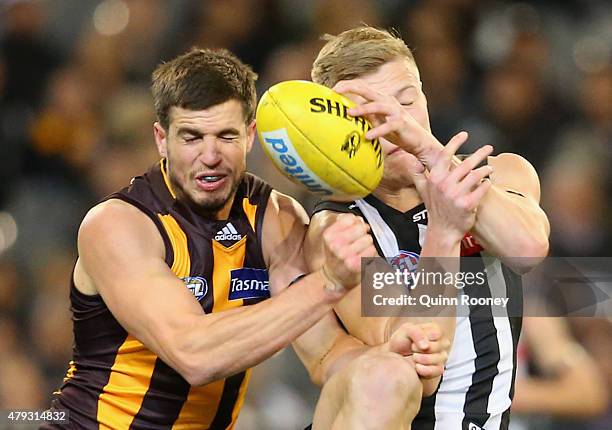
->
[313,194,523,430]
[46,160,272,430]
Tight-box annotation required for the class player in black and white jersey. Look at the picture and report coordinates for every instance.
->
[302,26,550,430]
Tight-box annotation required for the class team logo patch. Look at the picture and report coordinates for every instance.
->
[214,222,242,242]
[182,276,208,301]
[468,423,483,430]
[229,268,270,300]
[388,250,420,272]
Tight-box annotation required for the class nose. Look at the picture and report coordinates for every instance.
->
[198,136,222,167]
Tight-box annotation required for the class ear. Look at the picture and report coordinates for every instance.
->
[153,122,168,158]
[246,120,256,153]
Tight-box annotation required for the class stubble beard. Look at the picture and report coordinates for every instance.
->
[171,168,245,218]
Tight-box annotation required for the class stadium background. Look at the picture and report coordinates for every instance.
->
[0,0,610,428]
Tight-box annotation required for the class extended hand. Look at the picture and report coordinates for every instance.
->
[411,132,493,243]
[334,79,439,163]
[385,322,451,379]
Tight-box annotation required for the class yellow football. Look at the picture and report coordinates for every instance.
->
[256,80,383,201]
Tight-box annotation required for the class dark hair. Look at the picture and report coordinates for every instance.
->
[151,47,258,130]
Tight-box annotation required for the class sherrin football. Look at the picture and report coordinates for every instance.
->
[256,80,384,201]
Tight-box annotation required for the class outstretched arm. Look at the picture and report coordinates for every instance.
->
[77,195,368,387]
[335,79,550,273]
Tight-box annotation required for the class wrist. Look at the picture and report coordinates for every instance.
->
[419,140,444,169]
[318,267,349,303]
[422,225,463,254]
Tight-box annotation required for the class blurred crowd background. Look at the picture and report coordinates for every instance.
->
[0,0,610,429]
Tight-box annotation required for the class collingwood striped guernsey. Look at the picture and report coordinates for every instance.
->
[313,194,523,430]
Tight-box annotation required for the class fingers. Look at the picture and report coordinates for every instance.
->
[333,79,386,104]
[347,101,396,118]
[415,363,445,379]
[462,178,492,211]
[388,331,414,356]
[413,351,448,367]
[323,214,374,283]
[344,235,376,271]
[454,165,494,196]
[404,324,430,351]
[429,131,469,179]
[446,144,493,185]
[323,214,368,244]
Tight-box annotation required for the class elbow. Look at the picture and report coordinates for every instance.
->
[507,235,549,274]
[161,332,220,386]
[174,351,222,387]
[178,361,216,387]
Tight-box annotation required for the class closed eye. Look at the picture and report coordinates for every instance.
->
[219,134,239,142]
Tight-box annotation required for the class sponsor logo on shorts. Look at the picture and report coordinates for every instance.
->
[181,276,208,301]
[261,129,334,196]
[229,267,271,300]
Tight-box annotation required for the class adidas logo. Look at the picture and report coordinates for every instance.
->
[214,222,242,241]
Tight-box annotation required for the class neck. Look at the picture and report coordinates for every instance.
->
[187,192,236,220]
[372,181,422,212]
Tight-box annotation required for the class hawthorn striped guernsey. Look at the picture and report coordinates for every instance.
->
[44,160,272,430]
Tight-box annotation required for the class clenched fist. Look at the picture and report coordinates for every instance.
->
[320,213,377,294]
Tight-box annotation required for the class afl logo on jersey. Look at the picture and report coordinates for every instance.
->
[181,276,208,301]
[388,251,420,272]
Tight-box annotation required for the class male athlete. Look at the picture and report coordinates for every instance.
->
[304,26,550,429]
[40,47,391,429]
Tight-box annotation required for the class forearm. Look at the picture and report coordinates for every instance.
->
[385,228,459,342]
[179,270,335,385]
[472,185,549,268]
[513,374,608,417]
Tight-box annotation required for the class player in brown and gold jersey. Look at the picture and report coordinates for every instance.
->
[40,47,387,430]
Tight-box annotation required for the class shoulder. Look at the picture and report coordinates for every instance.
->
[488,153,541,201]
[261,190,310,271]
[78,199,164,258]
[489,153,538,175]
[263,190,309,230]
[243,172,273,202]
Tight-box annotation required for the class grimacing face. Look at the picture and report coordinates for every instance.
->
[153,99,255,217]
[359,58,430,187]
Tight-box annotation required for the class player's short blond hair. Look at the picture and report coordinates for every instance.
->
[311,26,416,88]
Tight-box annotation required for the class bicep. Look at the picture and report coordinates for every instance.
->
[78,201,203,367]
[262,191,311,292]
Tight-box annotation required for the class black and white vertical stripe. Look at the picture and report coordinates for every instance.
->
[355,199,520,430]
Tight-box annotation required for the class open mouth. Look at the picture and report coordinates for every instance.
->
[195,172,228,191]
[197,175,225,183]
